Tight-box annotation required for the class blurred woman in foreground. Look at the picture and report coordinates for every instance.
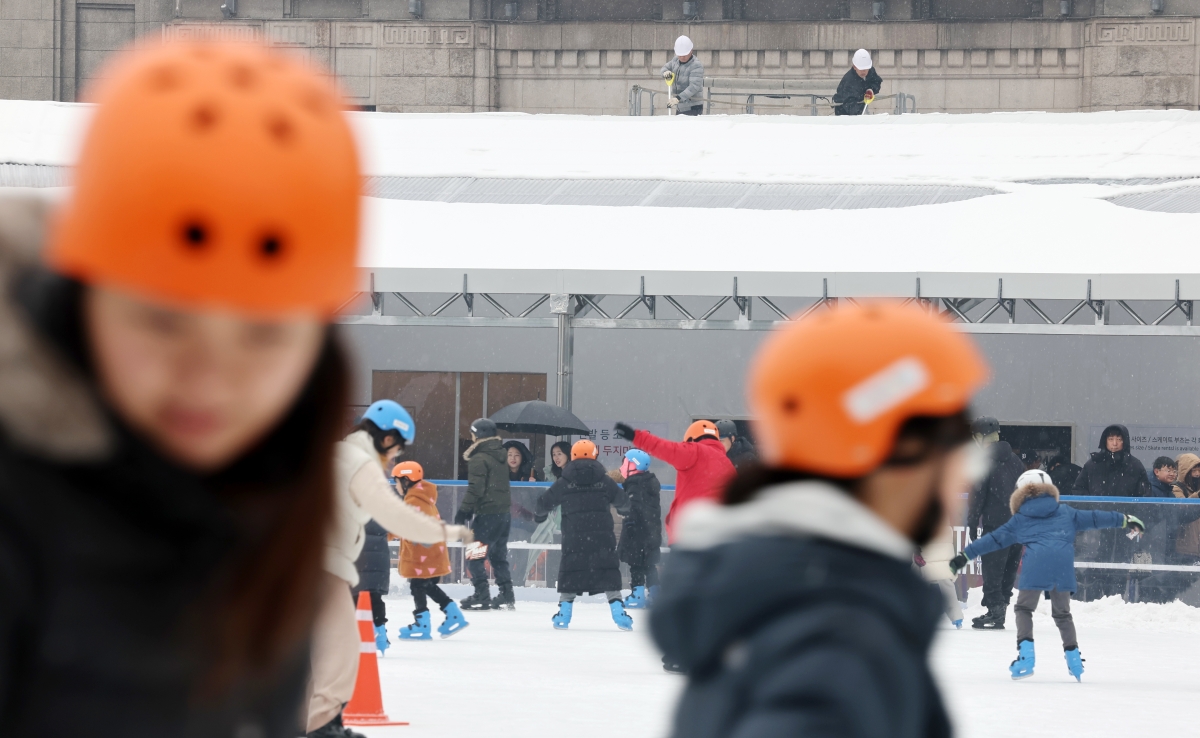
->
[0,40,378,737]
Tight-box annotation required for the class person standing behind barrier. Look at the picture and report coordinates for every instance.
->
[660,35,705,116]
[455,418,515,611]
[716,419,758,470]
[651,302,990,738]
[965,416,1024,630]
[1148,456,1178,498]
[833,49,882,115]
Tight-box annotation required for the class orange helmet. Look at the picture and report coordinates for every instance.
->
[392,461,424,482]
[748,301,987,478]
[571,439,598,460]
[683,420,720,442]
[46,40,360,317]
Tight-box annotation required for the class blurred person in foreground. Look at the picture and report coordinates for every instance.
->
[650,302,990,738]
[0,40,466,738]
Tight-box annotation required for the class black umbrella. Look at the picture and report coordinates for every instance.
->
[489,400,590,437]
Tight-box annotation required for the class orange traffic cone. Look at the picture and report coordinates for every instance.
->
[343,591,409,727]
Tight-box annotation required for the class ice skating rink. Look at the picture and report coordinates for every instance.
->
[359,590,1198,738]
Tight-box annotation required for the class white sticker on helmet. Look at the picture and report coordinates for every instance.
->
[393,419,410,432]
[843,357,930,424]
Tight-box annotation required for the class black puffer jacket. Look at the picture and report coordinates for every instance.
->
[0,238,322,736]
[1072,424,1151,498]
[726,437,758,470]
[617,471,662,568]
[966,441,1024,530]
[352,520,391,595]
[832,66,883,115]
[535,459,627,594]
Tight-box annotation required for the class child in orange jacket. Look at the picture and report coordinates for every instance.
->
[393,462,470,639]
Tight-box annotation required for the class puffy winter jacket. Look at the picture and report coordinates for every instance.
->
[535,459,628,595]
[1072,424,1150,498]
[460,437,511,516]
[966,440,1024,530]
[0,196,317,737]
[725,436,758,470]
[352,520,391,594]
[1171,453,1200,498]
[399,481,451,579]
[634,431,734,542]
[965,482,1125,592]
[832,66,882,115]
[652,482,949,738]
[618,471,662,568]
[1147,470,1177,498]
[659,55,705,112]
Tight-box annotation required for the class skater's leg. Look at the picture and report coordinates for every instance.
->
[646,562,660,588]
[369,590,387,627]
[980,540,1018,612]
[426,577,453,610]
[1049,590,1077,649]
[605,590,623,602]
[936,579,962,623]
[410,578,429,613]
[487,516,513,587]
[306,572,360,732]
[1013,589,1040,644]
[559,592,578,603]
[629,565,646,588]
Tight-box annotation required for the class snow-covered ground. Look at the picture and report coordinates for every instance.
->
[356,588,1197,738]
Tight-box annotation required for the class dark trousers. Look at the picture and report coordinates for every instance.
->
[630,563,660,588]
[980,539,1022,610]
[467,513,513,586]
[1014,589,1077,649]
[679,106,702,116]
[410,576,452,613]
[351,588,387,627]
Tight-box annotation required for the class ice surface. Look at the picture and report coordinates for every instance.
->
[358,590,1197,738]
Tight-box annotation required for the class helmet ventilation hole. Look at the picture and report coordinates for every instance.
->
[229,64,256,89]
[182,222,208,249]
[781,397,800,414]
[267,115,294,144]
[191,105,218,131]
[260,235,283,258]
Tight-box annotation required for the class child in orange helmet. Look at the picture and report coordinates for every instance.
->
[650,303,992,734]
[392,462,470,640]
[535,440,632,631]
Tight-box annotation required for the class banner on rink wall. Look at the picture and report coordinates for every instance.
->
[1087,424,1200,468]
[576,420,670,471]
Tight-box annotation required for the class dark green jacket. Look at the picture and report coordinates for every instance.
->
[461,437,511,516]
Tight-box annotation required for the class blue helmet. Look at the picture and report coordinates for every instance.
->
[362,400,415,444]
[624,449,650,471]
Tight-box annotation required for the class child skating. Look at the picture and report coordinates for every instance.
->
[951,469,1145,681]
[617,449,662,609]
[393,462,470,639]
[917,529,965,629]
[535,440,632,630]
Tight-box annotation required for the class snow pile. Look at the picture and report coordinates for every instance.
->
[1030,594,1200,634]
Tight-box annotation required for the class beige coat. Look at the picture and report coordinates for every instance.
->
[918,529,958,582]
[326,430,464,584]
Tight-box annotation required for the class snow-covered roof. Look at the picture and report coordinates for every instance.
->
[4,99,1200,300]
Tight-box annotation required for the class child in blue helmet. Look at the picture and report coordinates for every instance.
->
[618,449,663,609]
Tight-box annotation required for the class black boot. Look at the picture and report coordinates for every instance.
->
[490,581,516,611]
[662,656,686,675]
[306,712,367,738]
[972,606,1006,630]
[460,579,493,611]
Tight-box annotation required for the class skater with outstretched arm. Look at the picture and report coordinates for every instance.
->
[951,469,1144,681]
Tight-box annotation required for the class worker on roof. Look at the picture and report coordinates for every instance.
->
[660,35,705,116]
[834,48,883,115]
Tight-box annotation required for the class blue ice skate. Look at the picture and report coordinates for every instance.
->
[1009,640,1035,680]
[438,602,469,639]
[624,586,648,609]
[1065,647,1084,682]
[952,619,963,630]
[398,610,432,641]
[552,601,573,630]
[374,623,390,653]
[610,600,633,631]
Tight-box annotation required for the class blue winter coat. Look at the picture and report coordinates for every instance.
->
[964,488,1124,592]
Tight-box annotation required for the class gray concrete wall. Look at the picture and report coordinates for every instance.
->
[338,321,1200,481]
[6,0,1200,114]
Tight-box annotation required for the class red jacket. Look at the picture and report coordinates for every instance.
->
[634,430,735,543]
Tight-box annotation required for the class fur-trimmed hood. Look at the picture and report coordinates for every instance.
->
[463,435,503,461]
[1010,482,1059,516]
[0,192,113,461]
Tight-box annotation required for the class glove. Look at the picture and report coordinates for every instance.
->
[668,97,680,108]
[662,70,673,80]
[1123,514,1145,533]
[454,509,473,526]
[613,422,636,441]
[446,525,475,544]
[863,89,874,101]
[534,514,548,524]
[949,553,969,575]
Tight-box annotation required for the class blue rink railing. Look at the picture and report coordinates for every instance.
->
[394,481,1200,593]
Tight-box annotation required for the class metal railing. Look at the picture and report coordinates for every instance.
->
[630,77,916,116]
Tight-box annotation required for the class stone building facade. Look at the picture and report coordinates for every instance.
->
[3,0,1200,114]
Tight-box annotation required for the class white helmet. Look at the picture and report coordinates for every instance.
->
[1016,469,1053,490]
[853,49,872,70]
[674,36,694,56]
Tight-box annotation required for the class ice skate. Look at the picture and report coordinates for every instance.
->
[460,579,494,611]
[438,602,469,638]
[398,610,432,640]
[1009,640,1035,680]
[624,585,648,609]
[373,623,390,653]
[972,606,1006,630]
[952,619,963,629]
[490,581,516,611]
[552,601,573,629]
[609,600,633,631]
[1065,647,1085,682]
[307,713,367,738]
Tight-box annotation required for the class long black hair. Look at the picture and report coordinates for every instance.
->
[549,441,572,479]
